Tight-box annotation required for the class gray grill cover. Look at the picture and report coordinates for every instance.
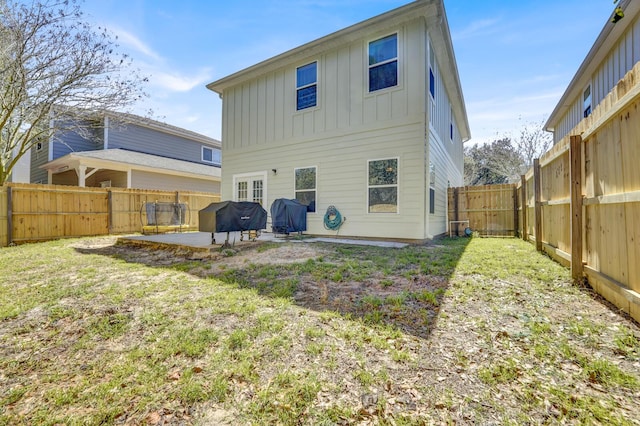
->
[270,198,307,234]
[198,201,267,233]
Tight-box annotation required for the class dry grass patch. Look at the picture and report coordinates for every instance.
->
[0,236,639,425]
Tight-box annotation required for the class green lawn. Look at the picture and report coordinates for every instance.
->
[0,236,638,425]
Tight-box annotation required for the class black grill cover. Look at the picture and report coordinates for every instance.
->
[199,201,267,233]
[270,198,307,234]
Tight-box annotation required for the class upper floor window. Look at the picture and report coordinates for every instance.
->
[297,62,317,110]
[429,69,435,99]
[368,34,398,92]
[294,166,317,211]
[202,146,220,164]
[368,158,398,213]
[583,85,592,118]
[429,40,436,99]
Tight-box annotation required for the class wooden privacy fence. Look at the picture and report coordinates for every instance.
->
[449,62,640,322]
[447,184,518,237]
[0,183,220,246]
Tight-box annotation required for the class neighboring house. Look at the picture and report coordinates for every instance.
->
[545,0,640,142]
[6,146,31,183]
[33,111,221,193]
[207,0,470,241]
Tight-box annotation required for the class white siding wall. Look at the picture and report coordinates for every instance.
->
[223,121,425,239]
[221,19,426,152]
[221,18,431,239]
[427,34,464,237]
[554,16,640,142]
[219,16,467,240]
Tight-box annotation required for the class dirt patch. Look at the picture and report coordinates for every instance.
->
[3,236,639,425]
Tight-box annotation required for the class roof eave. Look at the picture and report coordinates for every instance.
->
[207,0,438,95]
[41,152,222,181]
[544,0,639,131]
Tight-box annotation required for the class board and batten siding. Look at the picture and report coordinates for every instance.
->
[553,16,640,142]
[222,121,426,240]
[426,32,465,236]
[221,18,427,152]
[108,123,219,166]
[217,14,468,240]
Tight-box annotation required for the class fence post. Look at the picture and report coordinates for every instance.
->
[107,189,113,234]
[533,159,542,252]
[520,175,527,241]
[570,135,584,281]
[453,187,459,236]
[7,185,13,245]
[513,186,519,238]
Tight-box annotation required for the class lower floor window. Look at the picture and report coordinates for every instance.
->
[294,166,316,211]
[429,162,436,214]
[368,158,398,213]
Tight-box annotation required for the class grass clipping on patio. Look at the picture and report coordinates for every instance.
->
[1,236,639,425]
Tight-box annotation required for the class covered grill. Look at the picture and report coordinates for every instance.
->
[199,201,267,244]
[270,198,308,235]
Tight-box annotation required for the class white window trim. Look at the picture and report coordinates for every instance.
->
[429,162,436,215]
[201,146,214,164]
[232,171,268,207]
[366,31,402,95]
[295,61,319,111]
[583,84,592,118]
[294,165,317,213]
[367,157,400,214]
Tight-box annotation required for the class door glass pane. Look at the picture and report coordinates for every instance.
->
[237,181,248,201]
[253,180,263,205]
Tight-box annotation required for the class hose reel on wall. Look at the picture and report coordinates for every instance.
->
[323,205,345,231]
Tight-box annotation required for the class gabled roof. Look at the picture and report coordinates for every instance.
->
[53,106,221,148]
[104,111,221,148]
[41,149,221,180]
[207,0,470,141]
[544,0,640,131]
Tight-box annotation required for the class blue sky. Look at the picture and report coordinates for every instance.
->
[82,0,615,144]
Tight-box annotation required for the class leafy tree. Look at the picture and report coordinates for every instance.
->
[463,138,523,186]
[0,0,147,184]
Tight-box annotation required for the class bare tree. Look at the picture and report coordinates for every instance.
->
[512,119,552,172]
[0,0,147,184]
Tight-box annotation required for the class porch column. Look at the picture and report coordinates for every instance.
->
[78,165,87,187]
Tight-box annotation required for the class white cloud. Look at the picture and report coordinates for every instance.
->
[111,27,162,61]
[453,18,501,40]
[150,69,213,93]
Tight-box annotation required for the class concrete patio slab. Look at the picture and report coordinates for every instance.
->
[117,231,408,251]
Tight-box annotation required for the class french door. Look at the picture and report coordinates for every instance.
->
[234,173,266,206]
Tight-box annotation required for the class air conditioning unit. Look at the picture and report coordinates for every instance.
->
[99,180,112,188]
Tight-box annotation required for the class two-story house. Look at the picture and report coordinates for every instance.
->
[207,0,470,241]
[545,0,640,142]
[32,111,221,193]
